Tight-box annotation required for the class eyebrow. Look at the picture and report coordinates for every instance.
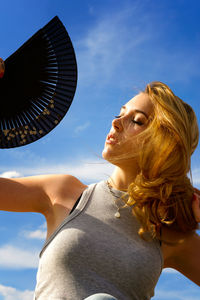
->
[120,106,149,119]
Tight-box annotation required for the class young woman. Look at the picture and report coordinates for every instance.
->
[0,82,199,299]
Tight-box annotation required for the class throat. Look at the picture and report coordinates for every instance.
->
[109,166,138,191]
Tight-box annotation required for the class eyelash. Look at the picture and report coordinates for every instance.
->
[114,115,143,126]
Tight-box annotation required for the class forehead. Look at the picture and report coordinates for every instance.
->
[123,93,153,116]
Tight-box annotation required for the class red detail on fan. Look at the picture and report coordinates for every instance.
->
[0,58,5,78]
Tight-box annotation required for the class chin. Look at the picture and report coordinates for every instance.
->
[102,146,138,169]
[102,147,122,166]
[102,147,115,163]
[102,147,109,160]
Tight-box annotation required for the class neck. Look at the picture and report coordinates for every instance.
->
[109,165,139,191]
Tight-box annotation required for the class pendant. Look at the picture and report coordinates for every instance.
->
[114,211,120,218]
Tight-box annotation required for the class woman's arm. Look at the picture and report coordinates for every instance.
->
[0,174,85,216]
[0,174,87,240]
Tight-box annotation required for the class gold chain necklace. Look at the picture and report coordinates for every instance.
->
[106,180,127,218]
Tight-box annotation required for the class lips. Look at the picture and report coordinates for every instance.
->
[106,133,118,145]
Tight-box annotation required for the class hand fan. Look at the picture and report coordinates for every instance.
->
[0,16,77,148]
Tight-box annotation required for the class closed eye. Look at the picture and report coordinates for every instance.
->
[115,115,143,126]
[132,120,143,126]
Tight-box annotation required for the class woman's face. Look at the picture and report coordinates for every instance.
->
[102,92,153,166]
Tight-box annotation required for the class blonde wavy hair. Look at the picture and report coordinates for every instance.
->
[127,81,199,239]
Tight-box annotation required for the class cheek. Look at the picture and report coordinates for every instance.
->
[102,126,145,161]
[126,125,145,136]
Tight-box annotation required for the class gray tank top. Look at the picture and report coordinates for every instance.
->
[34,181,163,300]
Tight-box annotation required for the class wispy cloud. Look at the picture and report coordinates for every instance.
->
[76,2,200,92]
[74,121,90,134]
[0,158,114,182]
[0,284,34,300]
[0,245,39,269]
[5,148,47,166]
[77,3,151,89]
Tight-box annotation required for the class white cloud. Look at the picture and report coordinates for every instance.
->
[162,268,179,274]
[1,158,114,182]
[0,284,34,300]
[23,229,46,240]
[76,4,150,88]
[0,245,39,269]
[23,223,46,240]
[0,171,21,178]
[74,121,90,134]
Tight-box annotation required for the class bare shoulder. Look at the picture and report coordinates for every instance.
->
[15,173,86,201]
[39,174,87,208]
[14,173,87,213]
[0,174,86,232]
[13,174,87,238]
[161,227,200,285]
[41,173,86,197]
[161,226,199,266]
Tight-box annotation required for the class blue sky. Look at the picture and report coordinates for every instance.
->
[0,0,200,299]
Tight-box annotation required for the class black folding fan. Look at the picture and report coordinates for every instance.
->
[0,16,77,148]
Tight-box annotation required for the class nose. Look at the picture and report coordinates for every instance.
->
[112,117,123,132]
